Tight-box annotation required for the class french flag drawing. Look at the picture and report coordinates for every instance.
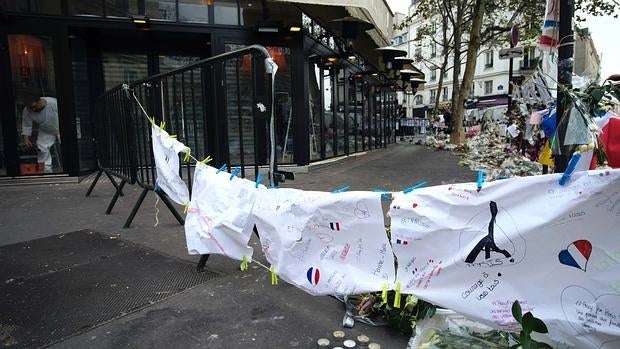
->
[307,267,320,286]
[329,222,341,231]
[396,239,408,245]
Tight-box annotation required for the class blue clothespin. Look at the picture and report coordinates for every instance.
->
[332,185,351,193]
[372,188,391,201]
[559,152,581,186]
[153,183,160,192]
[268,184,279,189]
[403,181,427,194]
[476,170,485,192]
[229,167,241,180]
[255,173,264,188]
[216,164,228,174]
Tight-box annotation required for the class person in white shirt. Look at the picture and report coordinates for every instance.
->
[20,95,60,173]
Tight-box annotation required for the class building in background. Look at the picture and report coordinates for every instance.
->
[0,0,399,178]
[393,0,541,120]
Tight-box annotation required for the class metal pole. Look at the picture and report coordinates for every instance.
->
[555,0,574,172]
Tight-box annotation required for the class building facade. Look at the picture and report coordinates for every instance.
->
[0,0,398,178]
[393,1,541,119]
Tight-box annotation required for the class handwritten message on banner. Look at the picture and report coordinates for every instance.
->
[390,169,620,348]
[151,125,190,205]
[252,189,395,296]
[184,163,257,261]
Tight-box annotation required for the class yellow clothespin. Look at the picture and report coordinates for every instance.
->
[393,282,401,308]
[200,156,213,164]
[381,283,388,304]
[240,255,249,271]
[148,116,155,126]
[183,149,191,162]
[270,265,278,285]
[183,202,190,214]
[160,121,166,130]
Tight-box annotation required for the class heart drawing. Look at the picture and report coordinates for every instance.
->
[558,240,592,272]
[561,285,620,348]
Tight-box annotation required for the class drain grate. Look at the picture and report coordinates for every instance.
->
[0,231,218,348]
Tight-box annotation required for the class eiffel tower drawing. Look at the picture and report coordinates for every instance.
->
[465,201,512,263]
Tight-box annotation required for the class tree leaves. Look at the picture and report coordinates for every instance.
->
[512,300,523,323]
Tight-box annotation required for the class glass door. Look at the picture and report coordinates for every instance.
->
[6,34,63,175]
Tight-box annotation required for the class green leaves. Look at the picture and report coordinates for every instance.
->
[511,300,522,323]
[522,312,534,333]
[511,300,552,348]
[531,317,549,334]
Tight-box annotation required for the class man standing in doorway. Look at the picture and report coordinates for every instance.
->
[21,94,60,174]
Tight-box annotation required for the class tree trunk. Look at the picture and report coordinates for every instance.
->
[433,55,449,116]
[452,0,486,145]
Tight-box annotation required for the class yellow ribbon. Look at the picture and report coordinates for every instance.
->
[240,255,249,271]
[393,282,401,308]
[381,283,388,304]
[183,149,191,162]
[200,156,213,164]
[270,266,278,285]
[183,202,190,214]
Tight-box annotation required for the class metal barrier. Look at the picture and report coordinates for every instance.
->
[88,45,283,230]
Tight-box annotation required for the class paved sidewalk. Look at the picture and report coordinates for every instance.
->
[0,143,473,349]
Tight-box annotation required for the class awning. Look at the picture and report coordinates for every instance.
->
[466,94,510,109]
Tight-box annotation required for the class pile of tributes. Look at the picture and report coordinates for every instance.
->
[422,133,456,151]
[457,131,542,180]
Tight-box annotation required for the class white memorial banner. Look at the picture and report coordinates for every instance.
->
[390,169,620,348]
[184,163,257,261]
[151,125,190,205]
[252,189,395,295]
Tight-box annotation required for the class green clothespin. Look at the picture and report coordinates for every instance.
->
[270,265,278,285]
[183,149,191,162]
[393,282,401,308]
[240,255,249,271]
[183,202,190,214]
[200,156,213,164]
[160,121,166,130]
[381,283,388,304]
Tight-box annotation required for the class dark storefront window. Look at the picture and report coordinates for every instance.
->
[146,0,177,21]
[350,77,360,153]
[157,55,206,157]
[70,36,97,173]
[102,53,148,90]
[105,0,139,17]
[224,44,292,165]
[323,67,334,158]
[68,0,104,16]
[8,34,63,175]
[158,55,200,72]
[178,0,209,23]
[239,0,263,26]
[0,0,61,14]
[214,0,239,25]
[335,68,345,155]
[0,115,5,176]
[308,62,322,161]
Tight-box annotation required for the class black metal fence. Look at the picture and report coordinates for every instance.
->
[87,45,279,228]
